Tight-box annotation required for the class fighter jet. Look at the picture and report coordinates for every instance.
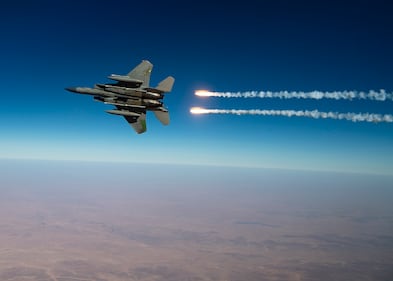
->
[66,60,174,134]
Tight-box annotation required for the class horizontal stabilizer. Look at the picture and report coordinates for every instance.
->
[154,110,170,125]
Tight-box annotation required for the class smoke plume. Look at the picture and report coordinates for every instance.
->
[190,107,393,123]
[195,89,393,101]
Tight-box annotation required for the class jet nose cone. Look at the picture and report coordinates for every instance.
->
[65,87,77,93]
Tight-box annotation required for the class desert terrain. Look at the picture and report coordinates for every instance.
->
[0,160,392,280]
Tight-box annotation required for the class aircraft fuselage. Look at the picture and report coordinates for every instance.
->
[95,84,162,99]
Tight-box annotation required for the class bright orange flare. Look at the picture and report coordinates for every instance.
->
[195,90,213,97]
[190,107,209,114]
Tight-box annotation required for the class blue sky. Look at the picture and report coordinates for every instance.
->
[0,0,392,175]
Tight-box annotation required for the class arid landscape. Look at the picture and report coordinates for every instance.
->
[0,160,392,280]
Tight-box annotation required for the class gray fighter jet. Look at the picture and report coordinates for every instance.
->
[66,60,174,134]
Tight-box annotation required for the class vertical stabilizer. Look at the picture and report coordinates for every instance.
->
[156,76,175,93]
[127,60,153,88]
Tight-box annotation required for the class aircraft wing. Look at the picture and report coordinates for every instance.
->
[109,60,153,88]
[125,60,152,88]
[125,113,147,134]
[113,105,147,134]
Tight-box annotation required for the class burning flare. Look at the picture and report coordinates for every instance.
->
[195,90,219,97]
[190,107,211,114]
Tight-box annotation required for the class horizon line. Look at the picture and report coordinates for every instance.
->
[1,156,392,177]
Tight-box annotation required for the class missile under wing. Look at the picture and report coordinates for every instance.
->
[66,60,174,134]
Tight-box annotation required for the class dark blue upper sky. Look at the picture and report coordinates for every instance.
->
[1,0,392,174]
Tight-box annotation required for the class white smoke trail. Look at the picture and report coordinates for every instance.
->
[190,107,393,123]
[195,89,393,101]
